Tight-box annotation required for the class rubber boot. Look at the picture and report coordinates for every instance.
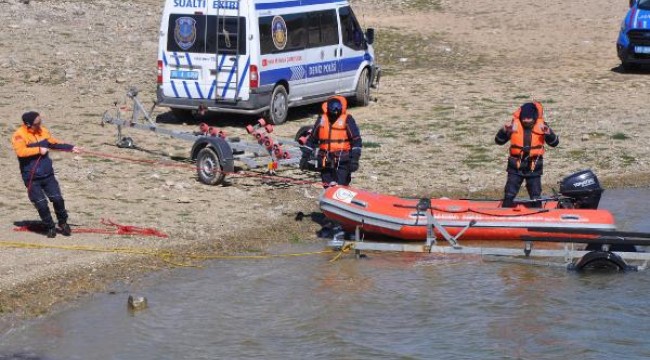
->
[60,223,72,236]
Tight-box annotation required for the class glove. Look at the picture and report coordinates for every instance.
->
[349,148,361,172]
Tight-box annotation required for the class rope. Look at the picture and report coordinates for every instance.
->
[76,149,326,188]
[329,242,354,263]
[14,219,168,238]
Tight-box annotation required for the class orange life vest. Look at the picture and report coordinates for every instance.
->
[509,102,546,159]
[317,97,351,152]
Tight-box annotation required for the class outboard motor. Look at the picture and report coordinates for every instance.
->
[559,170,604,209]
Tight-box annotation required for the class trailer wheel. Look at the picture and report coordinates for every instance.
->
[570,251,631,272]
[353,68,370,106]
[197,147,225,186]
[267,85,288,125]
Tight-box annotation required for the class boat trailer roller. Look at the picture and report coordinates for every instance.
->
[101,89,309,185]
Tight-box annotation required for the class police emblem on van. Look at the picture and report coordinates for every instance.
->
[174,17,197,51]
[272,16,287,50]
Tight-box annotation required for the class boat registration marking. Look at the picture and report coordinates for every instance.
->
[333,188,358,204]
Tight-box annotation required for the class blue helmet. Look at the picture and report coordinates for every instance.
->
[326,98,343,120]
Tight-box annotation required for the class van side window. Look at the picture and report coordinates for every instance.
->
[307,10,339,48]
[167,14,207,53]
[259,13,307,54]
[206,16,247,55]
[338,6,365,51]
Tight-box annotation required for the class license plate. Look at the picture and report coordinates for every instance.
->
[634,46,650,54]
[170,70,199,80]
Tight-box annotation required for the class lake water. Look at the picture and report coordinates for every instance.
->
[2,188,650,359]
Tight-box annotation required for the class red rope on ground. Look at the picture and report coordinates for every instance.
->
[78,149,326,187]
[14,219,168,238]
[100,219,168,238]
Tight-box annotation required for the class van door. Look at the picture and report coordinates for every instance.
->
[162,7,211,101]
[302,9,340,99]
[205,14,249,102]
[336,6,367,93]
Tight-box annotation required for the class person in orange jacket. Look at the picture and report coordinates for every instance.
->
[11,112,81,238]
[495,102,559,207]
[300,96,362,187]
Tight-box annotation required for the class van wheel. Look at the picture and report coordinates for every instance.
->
[197,147,225,186]
[353,68,370,106]
[171,108,193,121]
[267,85,288,125]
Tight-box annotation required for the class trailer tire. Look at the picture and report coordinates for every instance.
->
[197,147,225,186]
[353,68,370,107]
[267,85,288,125]
[571,251,630,272]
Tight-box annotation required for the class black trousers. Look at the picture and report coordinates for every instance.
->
[502,173,542,208]
[320,162,351,187]
[26,175,68,228]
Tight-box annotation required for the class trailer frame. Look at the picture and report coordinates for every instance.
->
[101,89,311,185]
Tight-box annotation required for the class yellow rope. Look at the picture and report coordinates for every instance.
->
[0,240,335,268]
[329,243,354,263]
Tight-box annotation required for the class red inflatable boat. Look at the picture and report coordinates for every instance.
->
[319,171,616,242]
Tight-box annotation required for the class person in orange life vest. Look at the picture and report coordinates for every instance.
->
[11,112,81,238]
[300,96,362,187]
[495,102,559,208]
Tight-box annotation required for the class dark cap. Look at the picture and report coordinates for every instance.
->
[519,103,538,121]
[22,111,40,127]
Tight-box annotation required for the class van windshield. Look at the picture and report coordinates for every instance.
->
[640,0,650,10]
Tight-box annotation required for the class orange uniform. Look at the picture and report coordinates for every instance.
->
[12,124,73,181]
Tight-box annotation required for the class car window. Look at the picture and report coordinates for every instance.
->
[167,14,246,55]
[307,10,339,48]
[639,0,650,10]
[338,6,365,51]
[167,14,207,53]
[206,16,247,55]
[259,13,307,54]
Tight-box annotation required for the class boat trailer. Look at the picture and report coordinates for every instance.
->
[327,199,650,272]
[101,88,313,185]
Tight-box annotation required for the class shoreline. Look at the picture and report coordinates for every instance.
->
[1,174,649,326]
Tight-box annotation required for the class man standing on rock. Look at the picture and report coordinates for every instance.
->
[11,111,80,238]
[300,96,362,187]
[495,102,559,207]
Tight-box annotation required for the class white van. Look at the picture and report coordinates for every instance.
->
[157,0,380,124]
